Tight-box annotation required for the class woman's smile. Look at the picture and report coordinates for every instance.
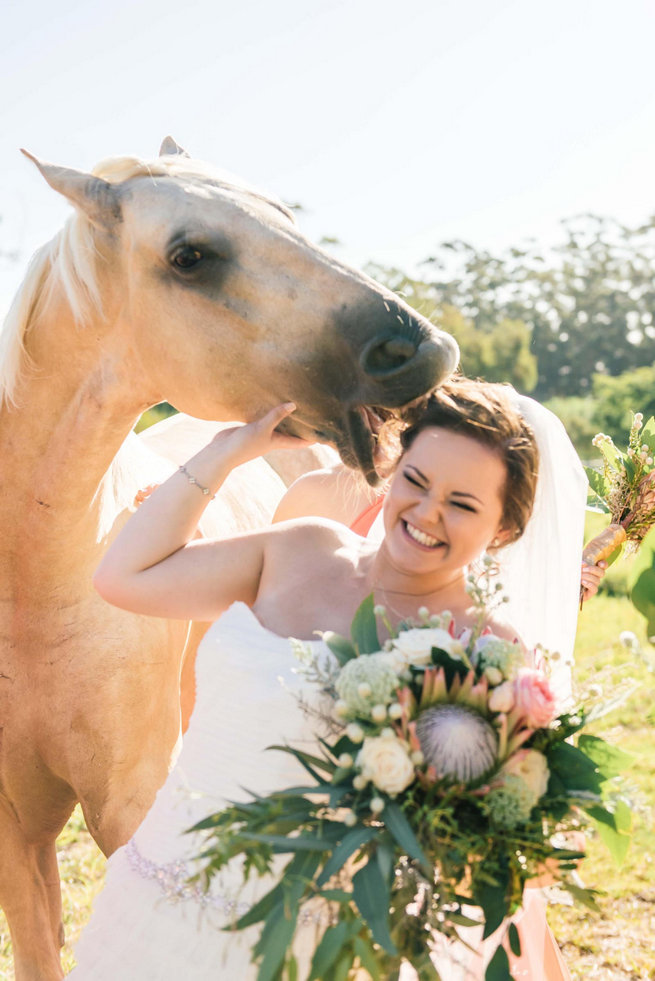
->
[401,519,446,551]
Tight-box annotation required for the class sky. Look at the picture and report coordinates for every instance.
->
[1,0,655,316]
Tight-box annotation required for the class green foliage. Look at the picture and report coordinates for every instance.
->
[591,366,655,444]
[543,396,598,458]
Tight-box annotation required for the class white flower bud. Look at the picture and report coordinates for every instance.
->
[380,727,395,740]
[484,666,504,686]
[488,681,515,714]
[343,809,357,827]
[371,704,387,723]
[352,773,368,790]
[333,699,349,719]
[357,682,372,698]
[388,702,403,720]
[373,604,386,617]
[338,753,353,768]
[410,750,425,766]
[418,606,429,620]
[346,723,364,743]
[370,797,385,815]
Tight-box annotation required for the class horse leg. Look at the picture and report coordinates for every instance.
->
[0,801,69,981]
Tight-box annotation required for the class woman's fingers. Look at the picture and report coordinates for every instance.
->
[580,560,607,602]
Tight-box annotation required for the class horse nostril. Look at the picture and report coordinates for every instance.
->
[361,336,418,377]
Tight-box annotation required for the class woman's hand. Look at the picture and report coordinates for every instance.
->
[208,402,310,468]
[580,560,607,603]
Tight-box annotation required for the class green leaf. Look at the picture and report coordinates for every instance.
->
[587,801,632,866]
[351,593,381,654]
[508,922,521,957]
[308,920,360,979]
[352,859,397,955]
[485,944,512,981]
[585,466,608,503]
[239,831,332,852]
[233,883,282,929]
[547,742,604,795]
[352,935,380,980]
[316,826,377,886]
[598,439,624,473]
[382,800,431,874]
[266,745,336,775]
[562,880,601,912]
[476,862,509,939]
[640,416,655,453]
[322,631,358,666]
[254,904,297,981]
[577,735,634,779]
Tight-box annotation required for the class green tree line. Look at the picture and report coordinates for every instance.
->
[367,213,655,454]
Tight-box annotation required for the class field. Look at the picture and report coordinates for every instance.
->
[1,590,654,979]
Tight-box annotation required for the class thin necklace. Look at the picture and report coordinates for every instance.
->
[373,572,465,621]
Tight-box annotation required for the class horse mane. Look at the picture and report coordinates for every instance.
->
[0,153,295,409]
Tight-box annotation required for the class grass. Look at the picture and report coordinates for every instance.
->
[1,568,654,978]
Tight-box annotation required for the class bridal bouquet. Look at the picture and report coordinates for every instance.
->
[189,571,631,981]
[584,411,655,565]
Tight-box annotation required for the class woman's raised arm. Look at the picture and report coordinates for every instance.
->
[94,404,306,621]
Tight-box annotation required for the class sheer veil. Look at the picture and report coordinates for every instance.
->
[493,393,588,696]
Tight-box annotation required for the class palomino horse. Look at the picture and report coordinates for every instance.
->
[0,138,458,979]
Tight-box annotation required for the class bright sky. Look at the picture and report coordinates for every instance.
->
[1,0,655,315]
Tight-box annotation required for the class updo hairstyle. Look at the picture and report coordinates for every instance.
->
[398,378,539,545]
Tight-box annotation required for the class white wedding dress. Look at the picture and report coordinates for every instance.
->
[70,602,331,979]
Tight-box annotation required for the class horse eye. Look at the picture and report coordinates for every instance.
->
[171,246,203,269]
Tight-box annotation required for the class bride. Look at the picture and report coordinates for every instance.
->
[70,379,587,979]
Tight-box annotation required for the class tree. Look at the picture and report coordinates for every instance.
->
[411,215,655,399]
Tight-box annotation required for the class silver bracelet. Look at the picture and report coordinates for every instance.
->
[178,464,215,500]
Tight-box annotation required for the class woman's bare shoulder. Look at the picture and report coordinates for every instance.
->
[273,464,377,525]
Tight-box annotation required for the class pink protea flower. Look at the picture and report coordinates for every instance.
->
[513,668,557,728]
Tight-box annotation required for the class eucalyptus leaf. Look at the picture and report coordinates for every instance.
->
[587,801,632,866]
[383,800,431,874]
[351,593,381,655]
[577,735,634,779]
[308,921,360,979]
[316,826,377,886]
[508,922,521,957]
[484,944,512,981]
[322,630,358,666]
[352,859,397,954]
[353,935,381,980]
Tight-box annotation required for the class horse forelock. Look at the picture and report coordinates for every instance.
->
[92,153,297,225]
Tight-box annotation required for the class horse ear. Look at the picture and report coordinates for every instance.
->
[159,136,190,158]
[20,150,122,230]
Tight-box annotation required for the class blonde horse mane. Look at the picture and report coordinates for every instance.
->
[0,153,295,410]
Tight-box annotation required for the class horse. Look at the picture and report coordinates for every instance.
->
[0,137,458,980]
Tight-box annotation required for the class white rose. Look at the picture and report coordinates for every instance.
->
[392,627,461,668]
[357,735,415,795]
[488,680,515,713]
[501,749,549,802]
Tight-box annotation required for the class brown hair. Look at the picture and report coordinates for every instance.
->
[398,378,539,544]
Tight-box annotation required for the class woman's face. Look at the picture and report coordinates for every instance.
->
[382,427,509,576]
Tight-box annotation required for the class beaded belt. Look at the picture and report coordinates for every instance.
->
[124,838,250,919]
[124,838,329,926]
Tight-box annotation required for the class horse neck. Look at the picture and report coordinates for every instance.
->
[0,301,152,583]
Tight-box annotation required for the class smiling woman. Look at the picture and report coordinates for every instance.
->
[66,377,584,979]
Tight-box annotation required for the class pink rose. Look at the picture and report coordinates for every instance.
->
[513,668,557,728]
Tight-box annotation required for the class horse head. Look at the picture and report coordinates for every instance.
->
[21,141,459,482]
